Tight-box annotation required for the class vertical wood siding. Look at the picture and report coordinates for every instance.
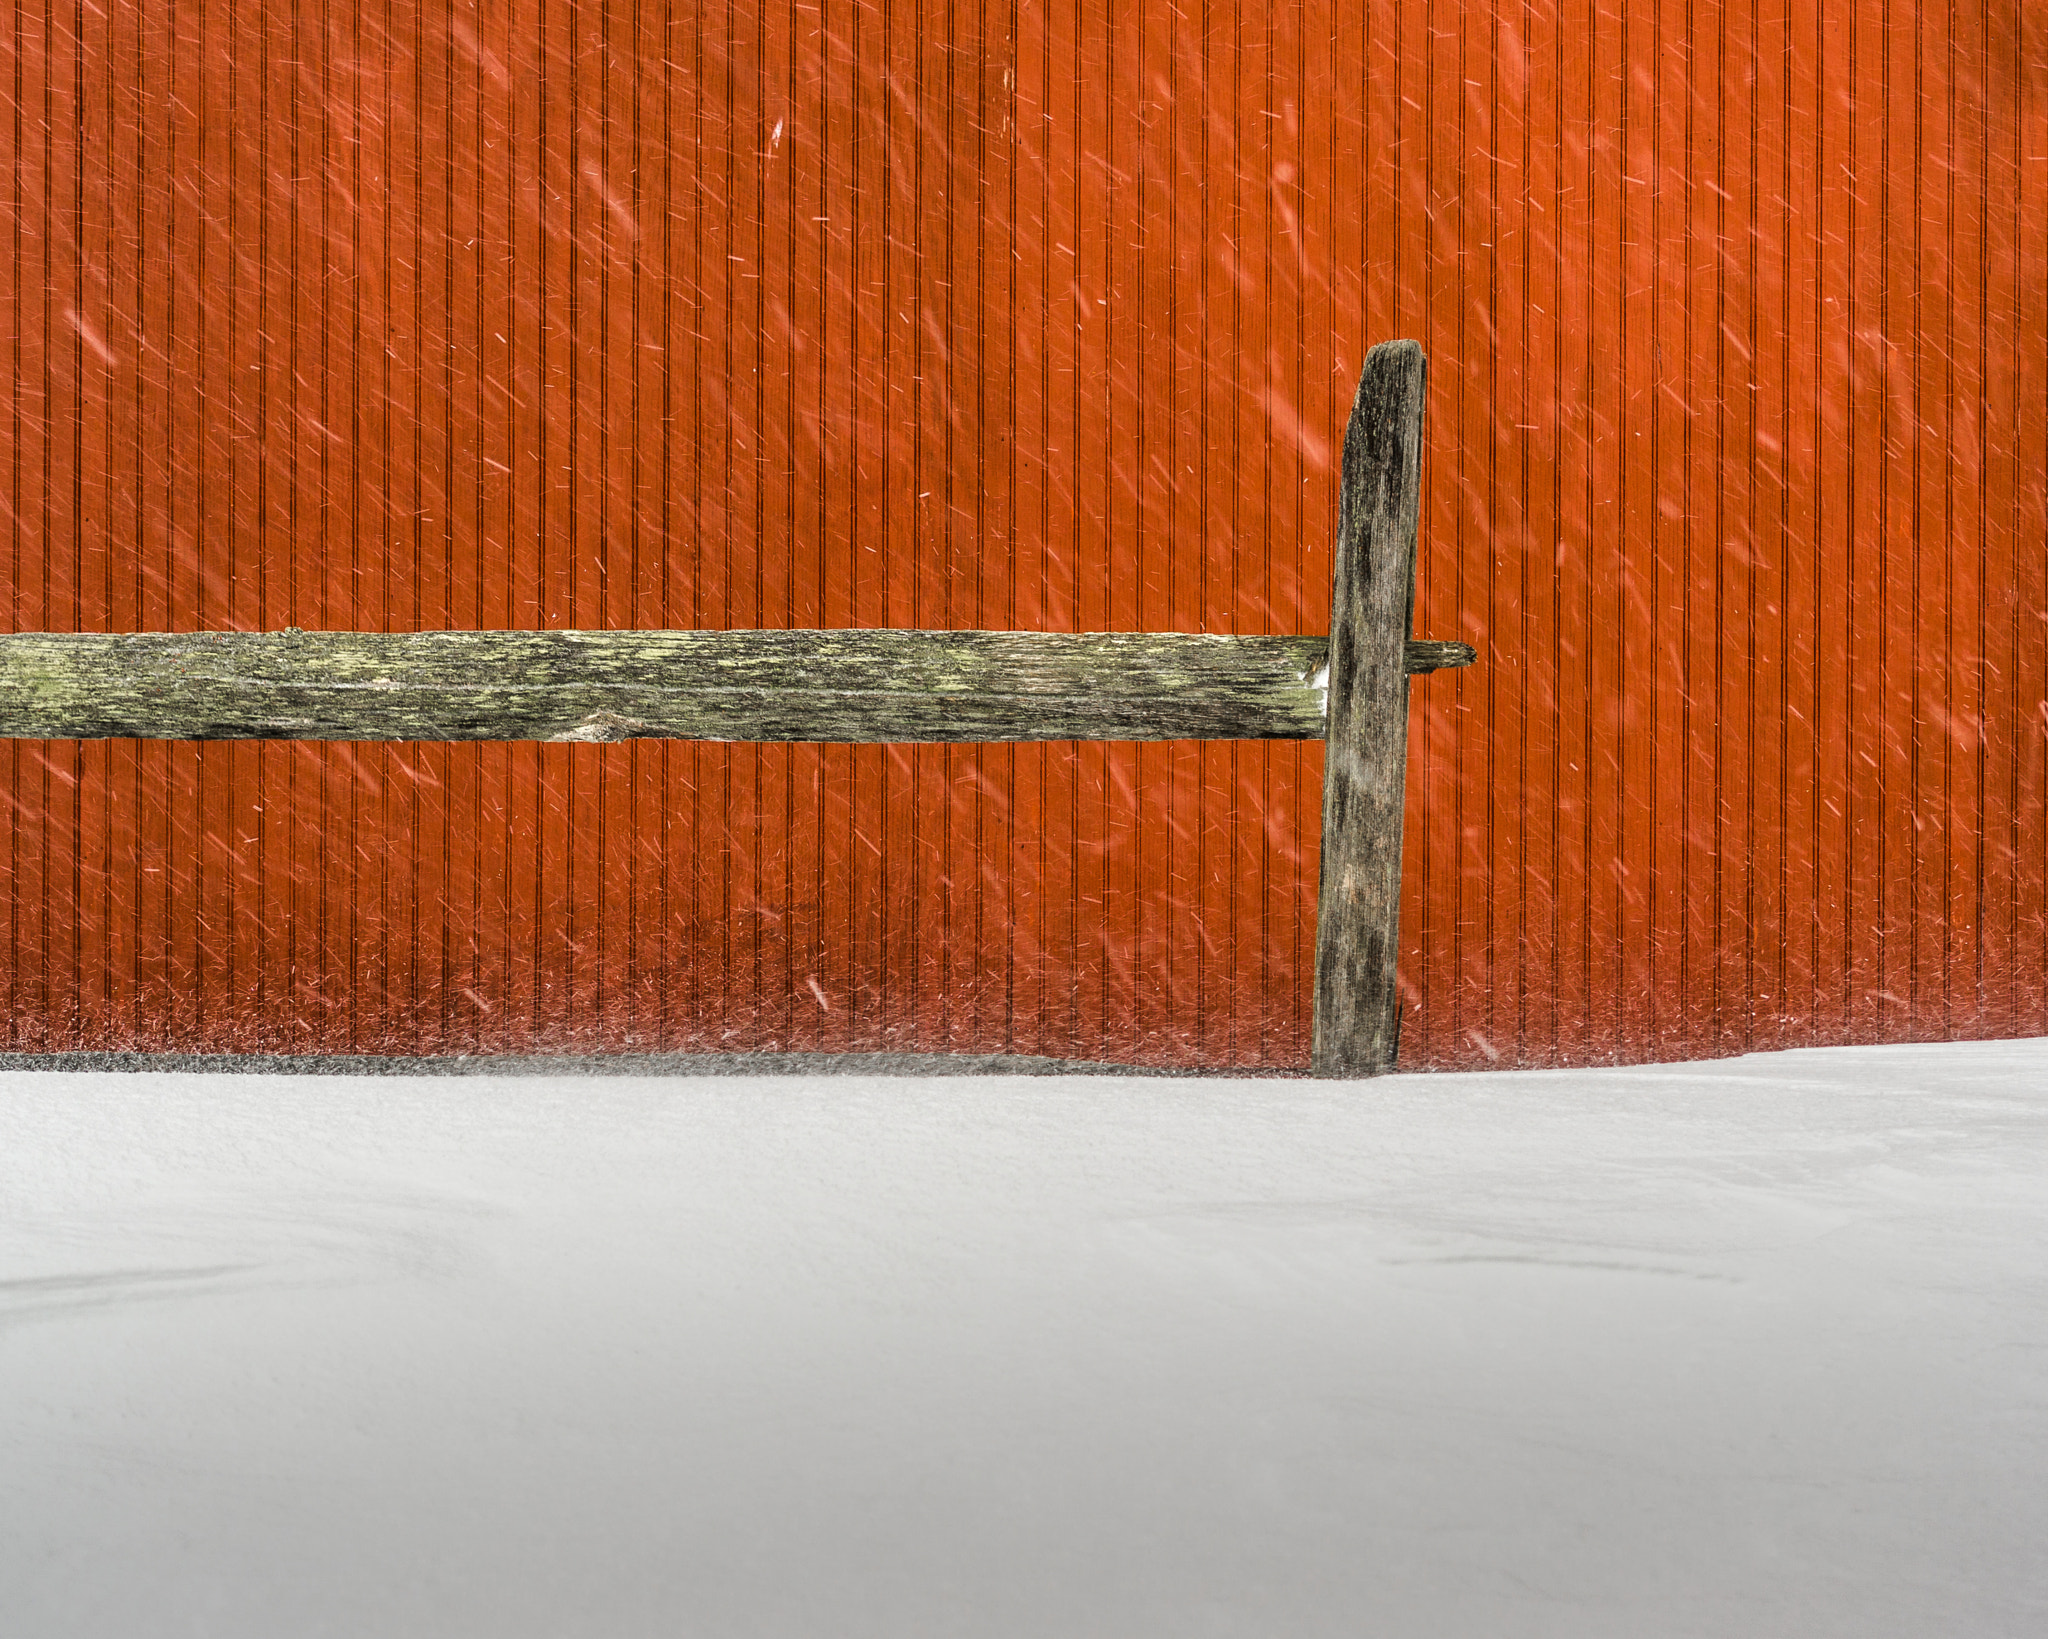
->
[1,0,2042,1067]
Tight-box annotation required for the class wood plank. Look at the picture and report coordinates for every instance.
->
[1312,339,1431,1077]
[0,626,1475,745]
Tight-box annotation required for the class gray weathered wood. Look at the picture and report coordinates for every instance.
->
[1402,639,1474,674]
[1311,339,1434,1077]
[0,626,1472,745]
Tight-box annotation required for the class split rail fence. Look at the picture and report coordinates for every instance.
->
[0,340,1474,1074]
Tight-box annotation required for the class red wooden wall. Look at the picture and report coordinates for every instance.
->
[2,0,2043,1068]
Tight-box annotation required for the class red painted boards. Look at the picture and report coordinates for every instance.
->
[1,0,2042,1066]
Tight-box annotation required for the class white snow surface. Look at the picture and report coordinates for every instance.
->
[5,1041,2047,1638]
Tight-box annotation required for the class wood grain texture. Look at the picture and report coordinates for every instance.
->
[0,629,1474,744]
[1312,341,1428,1076]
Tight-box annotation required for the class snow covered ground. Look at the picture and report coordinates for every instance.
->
[5,1040,2046,1638]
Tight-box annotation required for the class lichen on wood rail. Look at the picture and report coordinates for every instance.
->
[0,628,1475,745]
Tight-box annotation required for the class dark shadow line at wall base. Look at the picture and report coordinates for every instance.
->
[0,1049,1312,1080]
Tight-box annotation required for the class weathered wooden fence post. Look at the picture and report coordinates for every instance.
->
[1311,339,1431,1077]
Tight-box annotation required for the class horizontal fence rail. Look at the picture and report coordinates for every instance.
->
[0,629,1476,745]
